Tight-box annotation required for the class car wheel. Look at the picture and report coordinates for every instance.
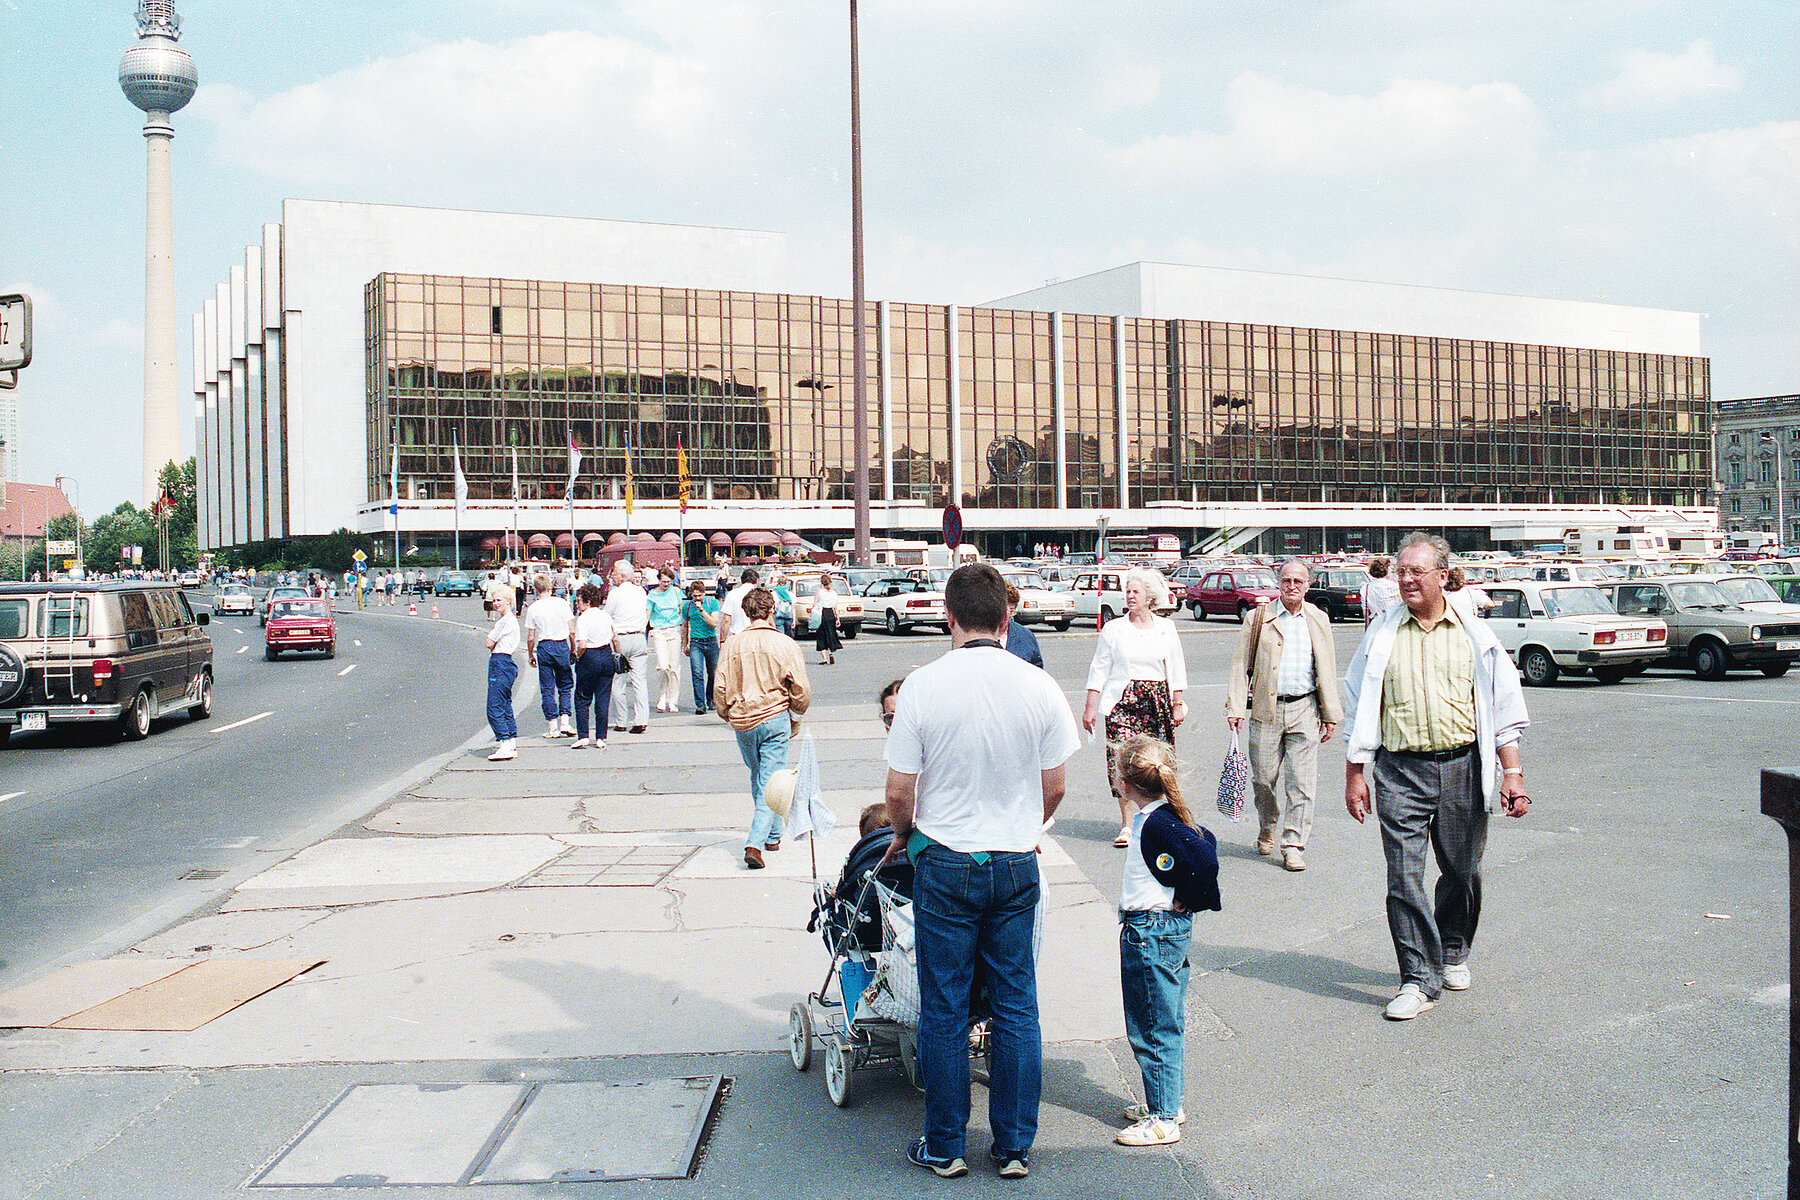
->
[326,644,336,660]
[1051,619,1071,632]
[121,689,152,740]
[886,611,903,636]
[841,623,858,640]
[188,672,213,719]
[1591,665,1628,685]
[1237,602,1251,621]
[1691,639,1728,681]
[1098,606,1113,630]
[1519,647,1559,686]
[1760,661,1791,678]
[1191,601,1205,622]
[265,646,278,661]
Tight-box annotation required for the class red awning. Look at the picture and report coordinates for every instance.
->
[606,533,627,544]
[526,533,554,549]
[579,532,605,546]
[686,532,709,543]
[478,536,500,551]
[708,532,733,548]
[735,530,779,548]
[781,531,804,547]
[659,532,681,544]
[553,533,575,550]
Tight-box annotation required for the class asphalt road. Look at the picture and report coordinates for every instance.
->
[0,596,492,989]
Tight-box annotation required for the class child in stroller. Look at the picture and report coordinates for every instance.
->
[813,802,914,1031]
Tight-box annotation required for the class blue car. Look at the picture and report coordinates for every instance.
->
[433,571,479,597]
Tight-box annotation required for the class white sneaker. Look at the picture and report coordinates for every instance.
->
[1115,1116,1181,1146]
[543,724,563,739]
[559,715,575,735]
[569,737,589,749]
[1384,982,1436,1020]
[1122,1103,1186,1125]
[487,740,516,761]
[1443,962,1471,991]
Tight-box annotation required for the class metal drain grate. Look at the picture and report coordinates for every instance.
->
[517,844,695,888]
[251,1076,725,1188]
[181,868,227,881]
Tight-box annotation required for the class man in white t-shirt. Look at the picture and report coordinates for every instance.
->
[524,573,577,738]
[604,561,651,732]
[717,567,760,642]
[881,564,1081,1181]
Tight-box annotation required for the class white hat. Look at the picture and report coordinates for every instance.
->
[761,768,800,819]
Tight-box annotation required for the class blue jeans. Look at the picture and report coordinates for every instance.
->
[687,637,718,713]
[536,639,574,720]
[913,845,1041,1162]
[733,712,789,849]
[572,648,615,741]
[1119,909,1193,1120]
[486,654,517,740]
[775,615,793,638]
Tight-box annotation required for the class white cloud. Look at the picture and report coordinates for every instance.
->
[1583,40,1741,111]
[1111,72,1541,177]
[189,30,717,186]
[95,318,144,351]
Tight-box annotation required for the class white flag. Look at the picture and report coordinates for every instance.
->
[783,732,837,842]
[452,436,469,503]
[565,429,582,506]
[388,437,399,515]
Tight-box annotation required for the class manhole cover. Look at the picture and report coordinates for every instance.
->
[251,1076,725,1188]
[181,869,227,881]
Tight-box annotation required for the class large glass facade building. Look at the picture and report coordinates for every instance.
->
[366,271,1712,515]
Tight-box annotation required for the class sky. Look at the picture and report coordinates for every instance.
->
[2,0,1795,516]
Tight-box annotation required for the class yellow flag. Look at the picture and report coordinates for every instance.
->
[623,432,635,517]
[677,438,690,515]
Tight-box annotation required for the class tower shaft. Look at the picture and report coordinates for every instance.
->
[143,113,180,504]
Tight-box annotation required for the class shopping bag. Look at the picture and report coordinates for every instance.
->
[1216,730,1249,821]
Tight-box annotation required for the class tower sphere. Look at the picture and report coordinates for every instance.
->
[119,36,198,114]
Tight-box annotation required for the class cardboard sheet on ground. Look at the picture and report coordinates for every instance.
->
[0,958,326,1030]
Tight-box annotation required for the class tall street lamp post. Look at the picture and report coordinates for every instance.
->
[848,0,870,567]
[55,475,81,574]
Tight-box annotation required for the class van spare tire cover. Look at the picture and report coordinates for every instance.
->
[0,644,24,706]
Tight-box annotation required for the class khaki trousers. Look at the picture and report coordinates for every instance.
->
[1248,695,1321,850]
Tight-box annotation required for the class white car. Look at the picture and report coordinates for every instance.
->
[1067,567,1178,628]
[214,584,256,616]
[996,568,1075,630]
[1477,580,1667,685]
[861,575,948,635]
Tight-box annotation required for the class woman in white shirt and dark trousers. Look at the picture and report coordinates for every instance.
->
[1083,569,1189,846]
[484,592,521,761]
[570,581,616,749]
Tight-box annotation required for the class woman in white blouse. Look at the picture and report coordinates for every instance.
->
[1083,568,1188,846]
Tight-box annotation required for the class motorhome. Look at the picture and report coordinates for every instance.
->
[1564,527,1671,560]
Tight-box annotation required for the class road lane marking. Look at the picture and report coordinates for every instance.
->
[338,664,357,676]
[236,645,248,654]
[1632,691,1800,706]
[213,711,273,733]
[354,640,362,647]
[0,792,23,805]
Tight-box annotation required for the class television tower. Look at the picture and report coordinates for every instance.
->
[119,1,197,506]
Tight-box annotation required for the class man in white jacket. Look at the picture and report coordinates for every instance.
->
[1342,533,1531,1021]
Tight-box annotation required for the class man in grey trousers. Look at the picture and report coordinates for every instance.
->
[1342,533,1531,1021]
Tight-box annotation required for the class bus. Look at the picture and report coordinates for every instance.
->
[1098,531,1182,565]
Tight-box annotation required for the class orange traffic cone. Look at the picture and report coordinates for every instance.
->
[408,600,417,616]
[431,604,440,619]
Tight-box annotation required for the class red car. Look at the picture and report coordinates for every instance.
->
[265,598,336,659]
[1188,568,1281,621]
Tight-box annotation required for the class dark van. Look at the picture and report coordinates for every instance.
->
[0,582,214,742]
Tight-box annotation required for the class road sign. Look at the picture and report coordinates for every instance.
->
[0,293,31,373]
[942,503,962,549]
[352,550,367,563]
[46,539,76,556]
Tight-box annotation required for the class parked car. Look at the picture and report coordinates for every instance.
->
[265,598,337,660]
[1478,581,1667,685]
[790,576,863,639]
[1764,574,1800,606]
[1599,577,1800,679]
[996,568,1076,630]
[861,575,948,635]
[1188,568,1281,621]
[178,570,204,588]
[1068,568,1179,628]
[433,570,480,597]
[214,583,256,616]
[1306,567,1368,623]
[0,581,213,742]
[260,585,309,627]
[1707,573,1800,617]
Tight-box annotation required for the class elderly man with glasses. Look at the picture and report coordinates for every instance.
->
[1225,558,1343,872]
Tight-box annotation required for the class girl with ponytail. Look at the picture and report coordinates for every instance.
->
[1111,735,1221,1148]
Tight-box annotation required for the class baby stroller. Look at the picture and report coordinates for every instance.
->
[788,847,990,1108]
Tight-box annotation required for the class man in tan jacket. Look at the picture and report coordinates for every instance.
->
[1226,559,1344,872]
[714,586,811,869]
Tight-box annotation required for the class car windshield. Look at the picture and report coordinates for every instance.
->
[1236,571,1277,589]
[1539,587,1614,618]
[274,601,328,618]
[1667,581,1734,609]
[223,585,249,595]
[1716,576,1780,604]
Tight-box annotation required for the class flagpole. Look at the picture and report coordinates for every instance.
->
[391,435,400,576]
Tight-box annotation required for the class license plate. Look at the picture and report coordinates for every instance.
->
[21,711,47,732]
[1615,629,1645,643]
[1779,640,1800,651]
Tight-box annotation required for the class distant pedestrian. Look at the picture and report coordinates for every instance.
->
[771,571,795,638]
[484,592,520,761]
[525,574,576,739]
[813,573,842,665]
[1111,735,1220,1148]
[647,568,685,712]
[570,581,616,749]
[605,561,650,733]
[880,563,1080,1181]
[1361,556,1401,625]
[714,586,811,870]
[1082,568,1188,848]
[683,580,723,714]
[718,568,759,642]
[1002,584,1043,668]
[1344,533,1531,1021]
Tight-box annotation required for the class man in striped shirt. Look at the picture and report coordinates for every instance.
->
[1342,533,1530,1021]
